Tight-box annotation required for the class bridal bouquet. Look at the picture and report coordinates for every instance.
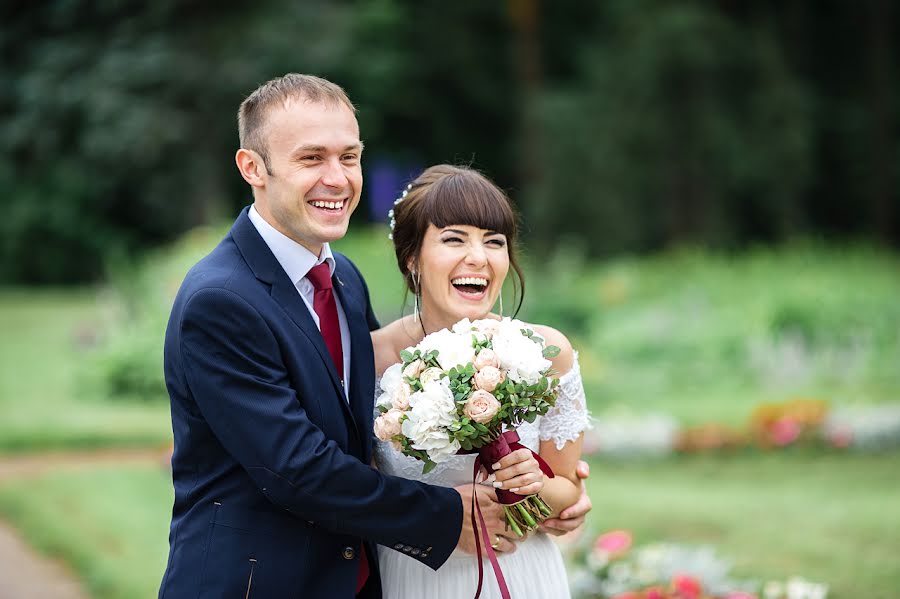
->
[374,317,560,536]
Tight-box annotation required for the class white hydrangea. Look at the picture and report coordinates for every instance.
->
[400,379,460,463]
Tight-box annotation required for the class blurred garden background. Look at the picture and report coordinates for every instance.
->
[1,1,899,598]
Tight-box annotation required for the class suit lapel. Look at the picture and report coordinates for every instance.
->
[333,266,376,458]
[230,208,358,432]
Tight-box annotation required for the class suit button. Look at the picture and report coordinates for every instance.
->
[342,546,356,560]
[393,543,403,550]
[402,545,412,553]
[411,548,421,556]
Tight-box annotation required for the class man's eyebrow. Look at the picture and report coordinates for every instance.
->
[290,142,364,157]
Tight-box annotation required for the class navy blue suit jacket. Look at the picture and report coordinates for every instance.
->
[158,208,462,598]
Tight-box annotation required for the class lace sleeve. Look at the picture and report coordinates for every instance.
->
[539,352,591,450]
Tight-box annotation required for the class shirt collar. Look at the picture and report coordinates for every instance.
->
[248,204,335,285]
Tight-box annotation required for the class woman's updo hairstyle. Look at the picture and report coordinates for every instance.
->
[390,164,526,316]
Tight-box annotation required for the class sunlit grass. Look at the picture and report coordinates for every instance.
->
[0,288,171,452]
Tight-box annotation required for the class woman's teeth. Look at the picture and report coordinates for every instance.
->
[452,277,488,294]
[310,200,344,210]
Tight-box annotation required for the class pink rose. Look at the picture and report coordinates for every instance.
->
[646,587,667,599]
[672,574,702,599]
[474,348,500,370]
[464,390,501,424]
[770,417,801,446]
[473,366,505,392]
[593,529,632,556]
[391,383,411,410]
[374,409,404,441]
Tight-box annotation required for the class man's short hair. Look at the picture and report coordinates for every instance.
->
[238,73,356,172]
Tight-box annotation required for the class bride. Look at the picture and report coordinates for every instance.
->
[371,165,590,598]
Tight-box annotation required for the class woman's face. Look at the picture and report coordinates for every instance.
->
[415,223,510,328]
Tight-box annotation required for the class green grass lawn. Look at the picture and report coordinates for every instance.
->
[0,452,896,598]
[0,288,171,452]
[584,451,900,598]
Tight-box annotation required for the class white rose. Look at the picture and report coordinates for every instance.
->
[376,362,404,410]
[401,380,459,462]
[473,366,504,392]
[491,319,551,385]
[374,409,404,441]
[451,318,475,334]
[419,328,477,371]
[472,318,502,339]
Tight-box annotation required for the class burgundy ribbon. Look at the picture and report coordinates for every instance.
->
[465,430,556,599]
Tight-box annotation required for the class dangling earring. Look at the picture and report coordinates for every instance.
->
[412,270,421,322]
[498,291,503,319]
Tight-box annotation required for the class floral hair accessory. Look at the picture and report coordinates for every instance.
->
[387,182,413,240]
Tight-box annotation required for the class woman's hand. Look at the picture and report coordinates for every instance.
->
[490,447,544,496]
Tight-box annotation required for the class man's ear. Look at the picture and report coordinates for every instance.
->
[235,148,268,188]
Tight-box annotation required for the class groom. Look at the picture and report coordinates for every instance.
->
[158,73,589,598]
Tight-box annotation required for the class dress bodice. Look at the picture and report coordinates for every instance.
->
[373,353,590,488]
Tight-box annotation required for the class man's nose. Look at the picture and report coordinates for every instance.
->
[321,158,349,188]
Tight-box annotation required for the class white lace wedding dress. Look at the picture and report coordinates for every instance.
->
[373,355,590,599]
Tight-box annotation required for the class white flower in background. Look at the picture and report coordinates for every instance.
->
[491,319,551,385]
[419,327,477,370]
[401,379,459,462]
[376,362,404,410]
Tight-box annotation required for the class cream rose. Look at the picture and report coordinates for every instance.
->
[374,409,404,441]
[464,389,501,424]
[419,366,444,386]
[403,359,425,379]
[472,318,502,339]
[473,366,505,392]
[474,348,500,370]
[391,383,412,410]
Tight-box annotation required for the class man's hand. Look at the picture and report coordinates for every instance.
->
[539,460,592,536]
[455,484,521,554]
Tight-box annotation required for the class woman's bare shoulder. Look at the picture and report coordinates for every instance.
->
[530,323,575,376]
[371,316,419,376]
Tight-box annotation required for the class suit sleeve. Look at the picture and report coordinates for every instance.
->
[179,286,461,569]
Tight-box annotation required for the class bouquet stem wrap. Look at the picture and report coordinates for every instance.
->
[466,430,555,599]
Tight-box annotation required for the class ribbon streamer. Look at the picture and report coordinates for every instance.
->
[466,430,555,598]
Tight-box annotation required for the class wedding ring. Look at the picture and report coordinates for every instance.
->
[491,536,501,550]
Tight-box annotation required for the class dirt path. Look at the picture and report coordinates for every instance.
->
[0,447,166,599]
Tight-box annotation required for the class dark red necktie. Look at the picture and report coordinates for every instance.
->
[305,263,368,594]
[306,263,344,379]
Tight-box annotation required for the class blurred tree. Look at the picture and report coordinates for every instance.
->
[1,0,897,282]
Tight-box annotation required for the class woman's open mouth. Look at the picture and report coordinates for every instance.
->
[451,276,489,299]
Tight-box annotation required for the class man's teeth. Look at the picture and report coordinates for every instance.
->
[452,277,488,287]
[311,200,344,209]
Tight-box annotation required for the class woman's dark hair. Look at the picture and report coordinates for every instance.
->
[391,164,525,316]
